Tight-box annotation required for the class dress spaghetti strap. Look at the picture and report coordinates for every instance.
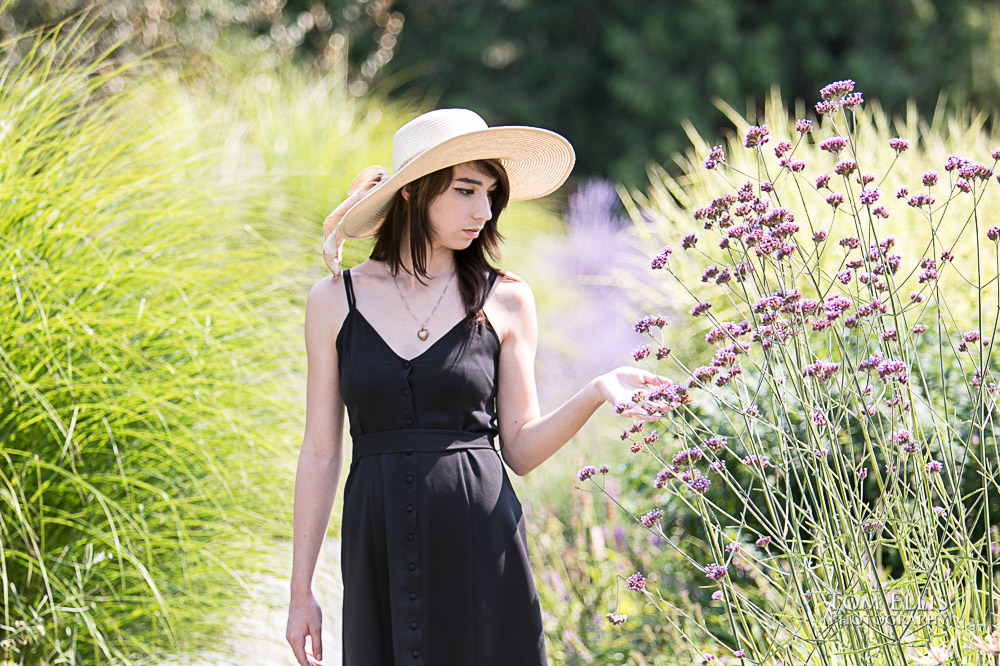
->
[342,268,357,310]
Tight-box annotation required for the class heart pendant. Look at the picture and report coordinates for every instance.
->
[417,328,429,341]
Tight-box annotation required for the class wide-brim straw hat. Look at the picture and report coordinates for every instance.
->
[322,108,575,276]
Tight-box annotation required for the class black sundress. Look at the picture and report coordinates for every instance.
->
[336,268,547,666]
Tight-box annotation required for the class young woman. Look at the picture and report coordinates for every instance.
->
[286,109,663,666]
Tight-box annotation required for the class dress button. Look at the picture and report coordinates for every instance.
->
[403,360,411,369]
[409,592,417,600]
[410,621,418,630]
[412,649,420,658]
[403,388,411,396]
[407,533,415,541]
[405,417,414,426]
[406,504,414,512]
[408,563,417,571]
[406,474,414,483]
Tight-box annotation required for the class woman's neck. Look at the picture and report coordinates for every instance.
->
[395,246,456,288]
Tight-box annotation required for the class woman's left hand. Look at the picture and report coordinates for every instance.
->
[594,366,669,421]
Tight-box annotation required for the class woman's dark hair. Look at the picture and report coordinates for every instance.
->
[370,159,510,325]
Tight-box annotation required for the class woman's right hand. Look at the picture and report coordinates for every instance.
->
[325,165,387,224]
[287,590,324,666]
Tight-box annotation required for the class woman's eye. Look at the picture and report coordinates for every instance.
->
[455,188,473,196]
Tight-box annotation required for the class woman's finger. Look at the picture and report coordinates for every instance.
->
[289,635,309,666]
[309,625,323,665]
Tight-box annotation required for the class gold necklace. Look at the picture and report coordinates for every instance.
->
[390,268,456,340]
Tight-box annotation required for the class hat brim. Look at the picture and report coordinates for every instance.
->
[337,125,575,240]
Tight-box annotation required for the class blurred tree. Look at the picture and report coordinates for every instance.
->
[382,0,1000,185]
[6,0,1000,185]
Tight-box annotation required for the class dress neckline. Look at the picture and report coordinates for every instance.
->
[352,308,473,363]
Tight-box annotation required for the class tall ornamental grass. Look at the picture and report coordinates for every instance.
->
[0,20,312,664]
[577,82,1000,664]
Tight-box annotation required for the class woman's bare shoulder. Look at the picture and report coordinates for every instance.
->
[305,273,351,344]
[494,269,534,309]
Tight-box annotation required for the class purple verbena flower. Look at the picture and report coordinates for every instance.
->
[922,171,939,186]
[834,160,858,176]
[578,466,597,481]
[650,247,673,269]
[896,186,909,199]
[742,454,770,468]
[907,193,935,208]
[988,226,1000,242]
[755,536,771,548]
[598,464,610,474]
[826,193,845,208]
[743,125,770,148]
[704,563,728,580]
[634,315,669,333]
[873,206,889,219]
[633,346,650,361]
[711,590,723,601]
[689,476,711,493]
[926,460,943,473]
[820,79,856,100]
[774,140,792,158]
[605,612,627,626]
[626,571,646,591]
[859,188,880,205]
[796,119,813,133]
[812,230,828,242]
[819,136,848,154]
[889,137,910,152]
[640,509,662,528]
[690,302,712,317]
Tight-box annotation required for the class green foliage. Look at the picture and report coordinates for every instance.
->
[383,0,1000,185]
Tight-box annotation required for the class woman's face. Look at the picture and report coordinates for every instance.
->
[424,162,497,251]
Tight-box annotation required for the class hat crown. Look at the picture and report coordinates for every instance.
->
[392,109,489,172]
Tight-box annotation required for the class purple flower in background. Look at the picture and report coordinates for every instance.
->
[704,563,728,580]
[841,92,863,108]
[651,247,673,269]
[826,193,845,208]
[956,179,972,193]
[944,154,967,171]
[922,171,939,186]
[908,193,935,208]
[689,476,711,493]
[815,100,838,115]
[755,536,771,548]
[690,302,712,317]
[599,464,610,474]
[873,206,889,219]
[578,466,597,481]
[774,140,792,158]
[743,125,770,148]
[633,346,650,361]
[834,160,858,176]
[926,460,943,473]
[640,509,662,528]
[896,186,909,198]
[820,79,856,100]
[796,119,813,133]
[859,188,880,205]
[815,173,831,189]
[988,226,1000,242]
[889,137,910,152]
[812,230,828,242]
[605,612,627,626]
[626,572,646,591]
[734,650,746,658]
[819,136,848,154]
[682,233,698,250]
[711,590,723,601]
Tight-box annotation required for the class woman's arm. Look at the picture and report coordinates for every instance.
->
[493,275,664,476]
[286,276,349,666]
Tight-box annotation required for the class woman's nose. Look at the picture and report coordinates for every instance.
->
[473,193,492,221]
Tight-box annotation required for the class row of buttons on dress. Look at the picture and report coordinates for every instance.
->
[402,449,421,661]
[402,360,416,428]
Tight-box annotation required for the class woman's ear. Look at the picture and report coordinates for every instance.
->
[400,184,410,202]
